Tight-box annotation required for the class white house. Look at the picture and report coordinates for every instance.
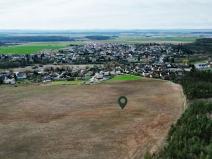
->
[3,77,16,85]
[194,63,209,70]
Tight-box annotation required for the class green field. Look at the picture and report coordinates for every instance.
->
[0,42,83,54]
[109,74,142,81]
[50,80,83,85]
[99,36,197,44]
[0,36,197,55]
[50,75,141,85]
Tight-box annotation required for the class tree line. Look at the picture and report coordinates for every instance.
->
[146,70,212,159]
[149,101,212,159]
[179,70,212,99]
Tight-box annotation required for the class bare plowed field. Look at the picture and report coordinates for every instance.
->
[0,79,185,159]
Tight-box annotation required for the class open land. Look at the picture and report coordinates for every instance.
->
[0,42,85,55]
[0,36,197,55]
[101,36,197,44]
[108,74,142,81]
[0,79,185,159]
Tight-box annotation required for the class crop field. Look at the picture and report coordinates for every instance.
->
[99,36,197,44]
[0,79,185,159]
[49,80,84,86]
[0,36,197,55]
[109,74,141,81]
[0,42,82,54]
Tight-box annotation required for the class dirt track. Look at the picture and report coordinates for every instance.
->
[0,79,185,159]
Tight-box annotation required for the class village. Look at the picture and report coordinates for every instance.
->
[0,43,211,85]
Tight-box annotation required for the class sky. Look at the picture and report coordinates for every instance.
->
[0,0,211,30]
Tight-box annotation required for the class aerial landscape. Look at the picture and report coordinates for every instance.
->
[0,0,212,159]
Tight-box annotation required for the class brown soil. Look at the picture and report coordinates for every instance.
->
[0,79,185,159]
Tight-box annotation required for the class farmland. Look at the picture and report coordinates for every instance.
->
[0,79,185,159]
[0,42,81,54]
[99,36,197,44]
[109,74,142,81]
[49,80,83,86]
[0,36,197,55]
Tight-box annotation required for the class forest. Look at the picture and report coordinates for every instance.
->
[180,70,212,99]
[151,101,212,159]
[148,70,212,159]
[183,38,212,55]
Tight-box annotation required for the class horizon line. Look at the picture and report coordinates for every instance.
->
[0,28,212,32]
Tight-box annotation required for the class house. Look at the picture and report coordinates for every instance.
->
[142,71,150,77]
[194,63,209,70]
[15,72,27,80]
[115,70,122,75]
[0,75,5,84]
[209,62,212,68]
[88,76,99,84]
[3,77,16,85]
[95,73,104,79]
[103,71,110,76]
[43,76,52,83]
[110,70,116,76]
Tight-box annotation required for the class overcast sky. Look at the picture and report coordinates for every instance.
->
[0,0,211,30]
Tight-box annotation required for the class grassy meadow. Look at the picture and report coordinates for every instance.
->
[47,75,141,86]
[0,42,84,54]
[49,80,83,86]
[109,74,142,81]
